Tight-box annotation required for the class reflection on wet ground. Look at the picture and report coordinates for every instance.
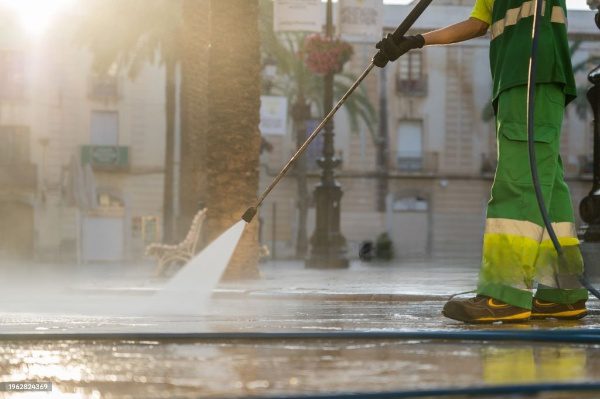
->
[2,297,600,398]
[1,260,600,398]
[2,339,600,398]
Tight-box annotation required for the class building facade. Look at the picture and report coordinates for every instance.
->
[258,2,600,260]
[0,2,597,264]
[0,10,167,262]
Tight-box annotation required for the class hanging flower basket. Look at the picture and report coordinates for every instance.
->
[302,34,354,76]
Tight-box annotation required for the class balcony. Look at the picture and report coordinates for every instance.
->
[397,156,422,171]
[0,162,37,190]
[395,151,438,174]
[88,75,119,101]
[81,145,129,171]
[395,78,428,96]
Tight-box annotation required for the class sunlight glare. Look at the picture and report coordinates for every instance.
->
[0,0,75,36]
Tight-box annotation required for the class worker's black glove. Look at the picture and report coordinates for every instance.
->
[372,34,425,68]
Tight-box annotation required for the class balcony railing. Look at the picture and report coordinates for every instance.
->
[0,162,37,190]
[81,145,129,171]
[397,156,422,171]
[395,78,428,96]
[88,76,119,100]
[395,151,438,173]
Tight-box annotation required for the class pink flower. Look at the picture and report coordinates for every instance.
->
[302,34,354,75]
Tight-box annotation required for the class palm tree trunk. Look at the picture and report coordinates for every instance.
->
[162,57,177,243]
[180,0,210,240]
[206,0,261,279]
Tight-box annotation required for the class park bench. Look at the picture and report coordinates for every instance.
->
[145,208,206,276]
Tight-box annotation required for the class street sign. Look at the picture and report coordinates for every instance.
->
[274,0,324,33]
[260,96,288,135]
[339,0,384,42]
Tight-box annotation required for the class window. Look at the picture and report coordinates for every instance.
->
[0,51,26,100]
[396,120,423,171]
[90,111,119,145]
[0,126,30,165]
[396,50,426,95]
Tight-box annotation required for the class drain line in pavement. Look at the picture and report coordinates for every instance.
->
[2,329,600,344]
[234,381,600,399]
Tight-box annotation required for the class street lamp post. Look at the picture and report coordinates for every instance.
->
[292,95,311,258]
[306,0,349,268]
[579,1,600,242]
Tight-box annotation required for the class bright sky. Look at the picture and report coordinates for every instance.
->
[0,0,74,36]
[383,0,592,10]
[0,0,592,38]
[325,0,593,10]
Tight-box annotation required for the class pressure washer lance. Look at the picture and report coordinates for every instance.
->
[527,0,600,299]
[241,0,434,224]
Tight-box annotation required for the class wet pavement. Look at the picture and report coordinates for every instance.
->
[1,258,600,398]
[3,339,600,398]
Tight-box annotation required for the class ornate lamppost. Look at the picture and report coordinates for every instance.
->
[306,0,349,268]
[292,96,311,258]
[579,1,600,242]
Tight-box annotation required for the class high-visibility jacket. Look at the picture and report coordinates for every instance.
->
[488,0,577,104]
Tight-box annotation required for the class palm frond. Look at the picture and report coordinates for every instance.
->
[76,0,182,80]
[258,4,377,143]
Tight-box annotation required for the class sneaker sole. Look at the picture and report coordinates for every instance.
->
[442,310,531,324]
[531,309,588,320]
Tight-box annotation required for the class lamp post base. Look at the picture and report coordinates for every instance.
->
[580,221,600,243]
[580,227,600,280]
[306,183,349,269]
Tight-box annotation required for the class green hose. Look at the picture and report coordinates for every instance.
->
[236,382,600,399]
[526,0,600,299]
[1,329,600,343]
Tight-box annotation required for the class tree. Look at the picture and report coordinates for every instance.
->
[77,0,182,242]
[179,0,209,245]
[259,1,376,257]
[80,0,262,278]
[182,0,262,279]
[259,16,377,141]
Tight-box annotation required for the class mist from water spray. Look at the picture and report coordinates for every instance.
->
[147,220,247,315]
[0,221,248,319]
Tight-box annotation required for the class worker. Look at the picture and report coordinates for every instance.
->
[374,0,589,323]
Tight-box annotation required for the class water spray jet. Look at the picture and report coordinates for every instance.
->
[148,220,247,315]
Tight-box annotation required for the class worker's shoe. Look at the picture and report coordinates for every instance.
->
[442,295,531,324]
[531,298,588,320]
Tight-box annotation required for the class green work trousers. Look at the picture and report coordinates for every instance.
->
[477,83,588,309]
